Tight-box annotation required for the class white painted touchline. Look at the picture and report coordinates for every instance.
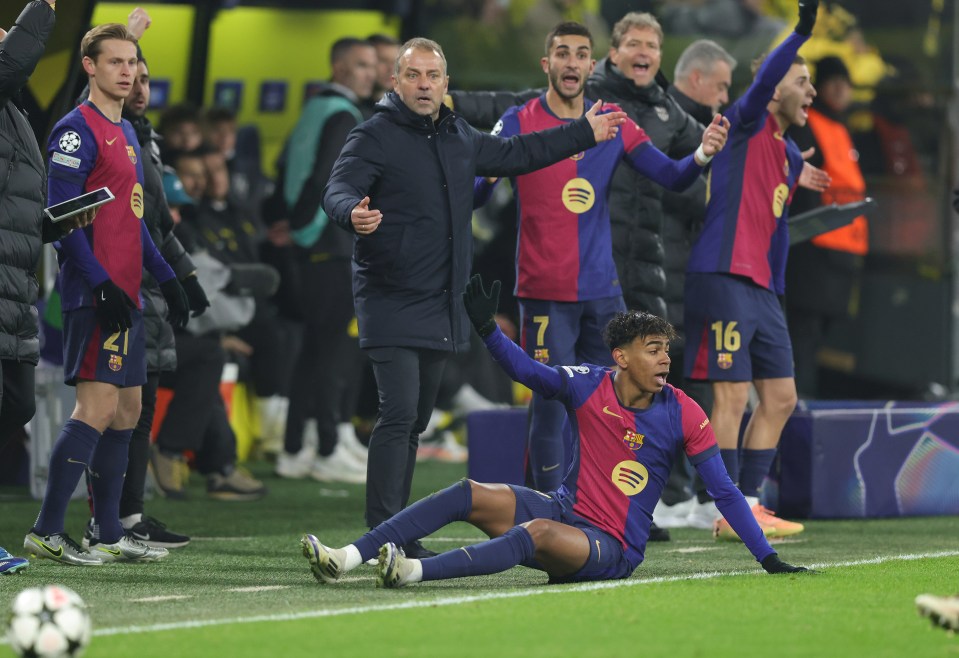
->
[129,595,194,603]
[83,550,959,639]
[669,547,720,553]
[189,537,255,541]
[226,586,290,593]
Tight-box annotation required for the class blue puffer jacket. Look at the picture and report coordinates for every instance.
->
[324,91,598,352]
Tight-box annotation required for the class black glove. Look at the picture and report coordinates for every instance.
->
[463,274,501,338]
[93,280,136,333]
[159,277,190,329]
[795,0,819,35]
[181,274,210,317]
[761,553,808,574]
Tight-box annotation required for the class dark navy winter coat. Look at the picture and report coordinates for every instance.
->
[324,91,598,352]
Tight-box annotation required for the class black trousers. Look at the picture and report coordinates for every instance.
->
[119,372,159,519]
[0,360,37,442]
[365,346,448,527]
[284,259,354,456]
[156,332,234,475]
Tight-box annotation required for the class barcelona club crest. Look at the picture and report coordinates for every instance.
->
[623,429,644,451]
[717,352,733,370]
[533,348,550,364]
[126,145,137,164]
[108,354,123,372]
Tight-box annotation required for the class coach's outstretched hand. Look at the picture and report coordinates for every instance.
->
[585,100,627,143]
[761,553,809,574]
[796,0,819,36]
[160,278,191,329]
[463,274,500,338]
[93,280,136,333]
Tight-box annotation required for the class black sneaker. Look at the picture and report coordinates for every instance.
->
[126,516,191,549]
[400,540,437,559]
[648,522,671,542]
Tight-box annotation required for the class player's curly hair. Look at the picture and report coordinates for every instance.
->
[603,311,676,350]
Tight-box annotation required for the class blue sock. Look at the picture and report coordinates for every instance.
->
[738,448,777,498]
[720,448,740,486]
[34,419,101,536]
[354,479,472,562]
[89,428,132,543]
[421,525,535,581]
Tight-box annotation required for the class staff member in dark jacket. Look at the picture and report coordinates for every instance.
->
[323,37,626,556]
[0,0,94,573]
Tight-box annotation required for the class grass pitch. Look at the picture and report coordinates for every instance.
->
[1,461,957,657]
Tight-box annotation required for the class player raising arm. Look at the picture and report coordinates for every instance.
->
[300,275,806,588]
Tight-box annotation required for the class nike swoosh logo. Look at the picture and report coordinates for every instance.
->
[595,539,601,562]
[95,547,122,556]
[106,137,117,145]
[131,532,150,541]
[602,406,623,419]
[66,457,88,466]
[29,537,63,558]
[541,463,560,472]
[101,291,107,301]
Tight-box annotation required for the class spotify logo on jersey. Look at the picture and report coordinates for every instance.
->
[611,460,649,496]
[562,177,595,214]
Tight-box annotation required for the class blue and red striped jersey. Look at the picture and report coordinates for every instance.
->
[686,32,809,294]
[477,96,703,302]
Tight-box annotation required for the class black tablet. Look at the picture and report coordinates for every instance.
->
[43,187,115,223]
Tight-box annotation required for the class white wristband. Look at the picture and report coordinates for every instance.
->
[695,144,713,166]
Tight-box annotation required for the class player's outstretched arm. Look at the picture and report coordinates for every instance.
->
[464,274,564,398]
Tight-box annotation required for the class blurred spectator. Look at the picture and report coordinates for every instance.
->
[367,33,400,102]
[787,55,868,399]
[202,106,272,225]
[269,37,376,483]
[158,103,203,161]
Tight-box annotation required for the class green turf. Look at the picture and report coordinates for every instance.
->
[2,460,958,657]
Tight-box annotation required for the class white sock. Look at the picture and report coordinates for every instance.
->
[744,495,760,508]
[342,544,363,572]
[407,558,423,584]
[120,513,143,529]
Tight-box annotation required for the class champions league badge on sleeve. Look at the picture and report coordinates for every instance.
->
[58,131,81,153]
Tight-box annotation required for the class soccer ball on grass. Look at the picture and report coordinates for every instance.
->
[7,585,91,658]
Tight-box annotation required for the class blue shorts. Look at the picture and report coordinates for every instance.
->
[510,485,633,583]
[683,273,793,382]
[62,307,147,387]
[519,296,625,367]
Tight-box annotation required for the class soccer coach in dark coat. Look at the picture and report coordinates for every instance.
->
[324,37,626,551]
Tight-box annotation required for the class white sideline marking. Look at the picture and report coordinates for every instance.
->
[669,547,719,554]
[82,550,959,639]
[227,586,290,593]
[129,595,194,603]
[190,537,254,541]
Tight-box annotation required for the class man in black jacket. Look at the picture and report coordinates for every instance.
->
[323,37,626,557]
[0,0,94,573]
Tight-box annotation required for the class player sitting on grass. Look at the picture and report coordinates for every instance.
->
[301,275,807,587]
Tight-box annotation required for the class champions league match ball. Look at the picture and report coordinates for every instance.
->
[7,585,91,658]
